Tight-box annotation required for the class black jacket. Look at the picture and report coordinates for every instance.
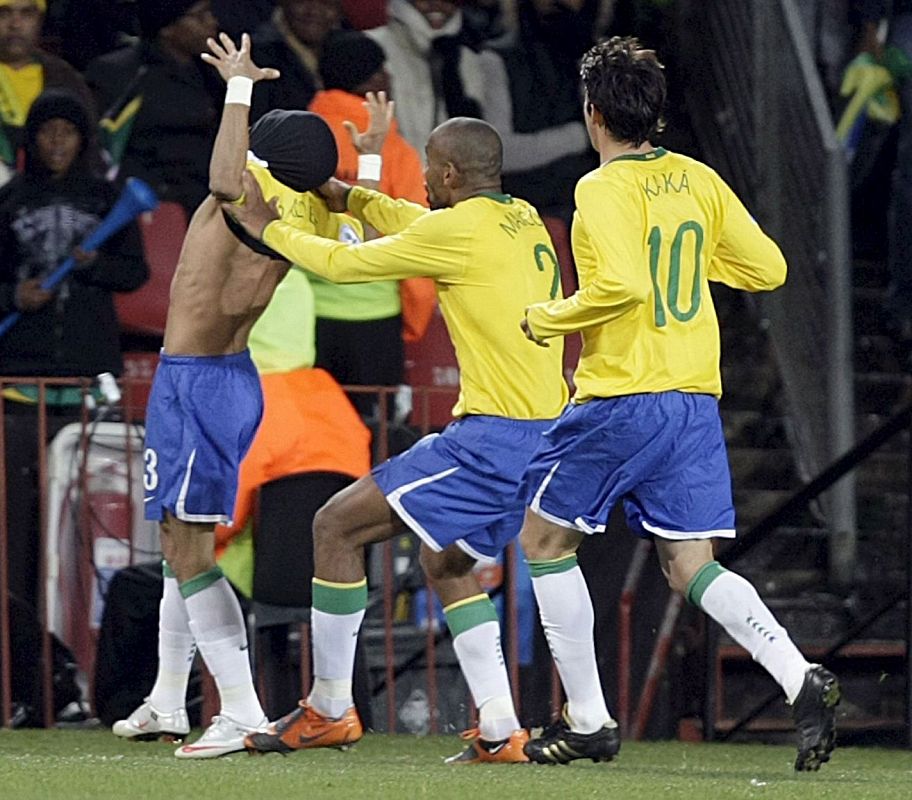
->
[250,19,320,123]
[0,171,148,377]
[85,41,223,214]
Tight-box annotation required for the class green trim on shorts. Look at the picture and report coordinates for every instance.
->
[528,553,578,578]
[312,577,368,615]
[179,566,224,599]
[685,560,727,607]
[162,561,175,579]
[444,594,498,638]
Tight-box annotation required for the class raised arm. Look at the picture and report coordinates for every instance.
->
[201,32,279,201]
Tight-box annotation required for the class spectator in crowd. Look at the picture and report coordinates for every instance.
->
[0,89,148,614]
[0,0,95,185]
[84,0,221,215]
[42,0,138,72]
[250,0,346,122]
[308,30,435,418]
[213,0,276,42]
[852,1,912,344]
[480,0,598,220]
[367,0,487,152]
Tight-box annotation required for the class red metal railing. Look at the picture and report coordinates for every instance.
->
[0,376,545,733]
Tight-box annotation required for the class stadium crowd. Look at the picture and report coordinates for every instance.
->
[0,0,904,773]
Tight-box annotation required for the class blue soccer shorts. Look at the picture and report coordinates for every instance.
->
[373,415,555,562]
[143,350,263,526]
[523,392,736,540]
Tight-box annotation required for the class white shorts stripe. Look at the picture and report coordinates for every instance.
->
[386,466,460,553]
[640,520,736,540]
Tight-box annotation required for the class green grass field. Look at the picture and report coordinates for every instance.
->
[1,729,911,800]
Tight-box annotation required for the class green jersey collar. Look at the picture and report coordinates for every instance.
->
[609,147,668,164]
[475,191,514,204]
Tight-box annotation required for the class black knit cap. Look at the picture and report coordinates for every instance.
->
[249,109,338,192]
[137,0,200,38]
[24,89,93,173]
[319,31,386,94]
[25,89,91,147]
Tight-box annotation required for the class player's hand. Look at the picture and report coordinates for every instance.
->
[201,32,280,83]
[521,317,549,347]
[222,170,280,240]
[343,91,394,155]
[14,277,53,312]
[317,177,352,212]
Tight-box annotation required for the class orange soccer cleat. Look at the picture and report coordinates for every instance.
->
[444,728,531,764]
[244,700,363,754]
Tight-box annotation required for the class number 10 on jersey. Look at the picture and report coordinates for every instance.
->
[648,220,704,327]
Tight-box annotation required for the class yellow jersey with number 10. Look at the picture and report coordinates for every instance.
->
[524,148,787,402]
[262,186,568,420]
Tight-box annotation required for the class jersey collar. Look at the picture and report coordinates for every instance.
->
[475,191,514,204]
[608,147,669,164]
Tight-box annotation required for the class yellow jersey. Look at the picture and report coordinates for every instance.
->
[262,186,568,420]
[525,148,787,401]
[244,161,363,246]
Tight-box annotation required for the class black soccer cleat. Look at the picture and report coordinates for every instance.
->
[524,709,620,765]
[792,664,840,772]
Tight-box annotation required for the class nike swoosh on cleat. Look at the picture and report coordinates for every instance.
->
[180,745,233,753]
[136,721,149,730]
[486,743,507,755]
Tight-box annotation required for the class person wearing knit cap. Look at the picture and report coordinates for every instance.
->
[0,0,96,183]
[308,30,436,420]
[0,88,147,636]
[319,30,387,94]
[108,32,360,761]
[137,0,202,38]
[84,2,222,214]
[249,0,346,122]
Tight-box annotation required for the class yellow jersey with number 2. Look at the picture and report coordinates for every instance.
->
[262,186,568,420]
[524,148,787,402]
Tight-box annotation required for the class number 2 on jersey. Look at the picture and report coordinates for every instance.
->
[534,243,560,300]
[648,220,704,327]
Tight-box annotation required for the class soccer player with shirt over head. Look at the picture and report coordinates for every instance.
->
[111,32,361,759]
[226,115,582,763]
[518,36,840,772]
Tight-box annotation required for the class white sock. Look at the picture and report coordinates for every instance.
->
[451,619,519,741]
[183,569,265,726]
[309,607,365,718]
[697,568,811,703]
[531,565,612,733]
[148,573,196,713]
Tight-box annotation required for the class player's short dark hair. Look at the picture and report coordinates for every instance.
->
[431,117,503,180]
[581,36,666,146]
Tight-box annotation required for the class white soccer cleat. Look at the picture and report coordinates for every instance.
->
[174,714,268,759]
[112,699,190,741]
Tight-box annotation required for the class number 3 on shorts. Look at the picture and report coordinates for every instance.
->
[143,447,159,492]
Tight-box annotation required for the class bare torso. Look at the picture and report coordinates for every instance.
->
[162,195,289,356]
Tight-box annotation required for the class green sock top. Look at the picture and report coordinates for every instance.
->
[684,560,727,607]
[527,553,578,578]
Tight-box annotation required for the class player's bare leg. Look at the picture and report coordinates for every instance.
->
[656,537,839,771]
[161,516,266,758]
[420,545,529,764]
[246,476,401,753]
[520,510,620,764]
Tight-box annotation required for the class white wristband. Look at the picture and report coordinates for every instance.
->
[225,76,253,106]
[357,154,382,181]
